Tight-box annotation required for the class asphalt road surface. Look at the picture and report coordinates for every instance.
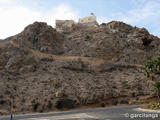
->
[0,105,160,120]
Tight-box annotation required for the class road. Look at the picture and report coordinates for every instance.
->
[0,105,160,120]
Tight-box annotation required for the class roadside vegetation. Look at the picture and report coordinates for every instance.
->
[144,57,160,109]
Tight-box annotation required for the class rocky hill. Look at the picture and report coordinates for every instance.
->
[0,20,159,114]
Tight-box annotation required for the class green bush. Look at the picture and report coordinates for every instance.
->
[101,103,106,107]
[55,100,62,109]
[47,100,52,110]
[144,57,160,98]
[144,101,160,110]
[112,100,118,105]
[144,56,160,77]
[32,103,40,111]
[144,57,160,109]
[154,80,160,97]
[55,98,75,109]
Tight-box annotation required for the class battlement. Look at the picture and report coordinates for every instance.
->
[55,13,98,31]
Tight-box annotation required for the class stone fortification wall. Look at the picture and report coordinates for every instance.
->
[78,13,96,24]
[56,13,98,31]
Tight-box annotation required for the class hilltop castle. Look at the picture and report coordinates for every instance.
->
[78,13,97,24]
[56,13,98,31]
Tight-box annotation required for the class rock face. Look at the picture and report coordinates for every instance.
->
[0,20,160,114]
[6,22,64,54]
[63,21,159,64]
[56,20,76,32]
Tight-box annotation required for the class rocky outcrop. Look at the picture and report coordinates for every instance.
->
[56,20,76,32]
[63,21,159,64]
[6,22,64,54]
[0,20,159,114]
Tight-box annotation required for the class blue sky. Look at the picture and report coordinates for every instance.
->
[0,0,160,39]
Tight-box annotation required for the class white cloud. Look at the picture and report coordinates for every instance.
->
[0,6,42,39]
[0,3,78,39]
[130,0,148,5]
[99,1,160,24]
[0,0,18,5]
[0,0,15,3]
[45,4,79,27]
[122,1,160,37]
[121,1,160,24]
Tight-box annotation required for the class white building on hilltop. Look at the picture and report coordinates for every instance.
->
[78,13,97,24]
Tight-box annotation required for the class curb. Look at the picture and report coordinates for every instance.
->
[134,108,160,113]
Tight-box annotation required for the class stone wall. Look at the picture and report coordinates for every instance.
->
[78,13,97,24]
[55,13,98,31]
